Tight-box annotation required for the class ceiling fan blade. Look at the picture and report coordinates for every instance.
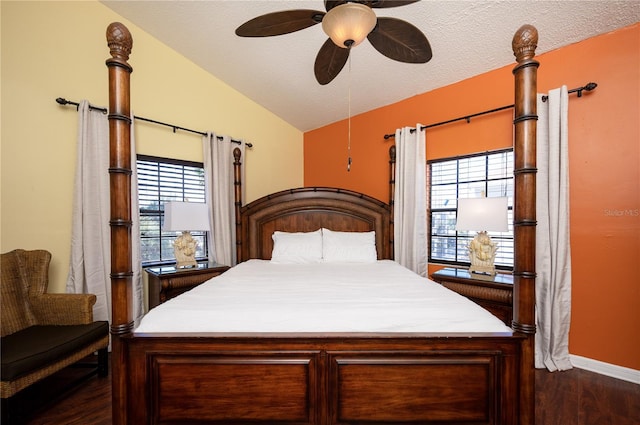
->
[236,10,324,37]
[314,38,350,85]
[367,17,432,63]
[370,0,421,8]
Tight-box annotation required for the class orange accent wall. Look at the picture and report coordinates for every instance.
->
[304,24,640,370]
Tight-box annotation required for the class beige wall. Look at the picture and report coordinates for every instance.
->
[1,1,303,293]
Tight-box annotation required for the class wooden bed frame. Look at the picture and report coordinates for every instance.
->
[105,22,538,425]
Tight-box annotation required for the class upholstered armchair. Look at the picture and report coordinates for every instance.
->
[1,249,109,410]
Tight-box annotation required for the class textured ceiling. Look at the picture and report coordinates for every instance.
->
[101,1,640,132]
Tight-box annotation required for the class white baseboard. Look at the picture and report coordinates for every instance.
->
[570,354,640,385]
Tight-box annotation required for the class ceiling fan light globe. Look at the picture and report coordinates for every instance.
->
[322,3,376,48]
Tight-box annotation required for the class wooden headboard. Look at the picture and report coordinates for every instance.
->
[236,187,392,261]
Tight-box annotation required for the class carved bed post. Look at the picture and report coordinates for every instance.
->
[233,147,243,264]
[388,145,396,260]
[512,24,538,425]
[106,22,134,425]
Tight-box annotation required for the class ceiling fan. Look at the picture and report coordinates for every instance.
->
[236,0,432,85]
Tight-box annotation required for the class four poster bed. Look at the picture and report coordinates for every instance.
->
[105,22,538,425]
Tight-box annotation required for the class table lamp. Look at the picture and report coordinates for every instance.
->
[455,197,508,275]
[162,201,210,268]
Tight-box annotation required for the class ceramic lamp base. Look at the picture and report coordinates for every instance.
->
[468,231,498,276]
[173,231,198,269]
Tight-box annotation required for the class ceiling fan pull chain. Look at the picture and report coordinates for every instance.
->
[347,52,352,172]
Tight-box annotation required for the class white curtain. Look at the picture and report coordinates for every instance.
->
[535,86,573,371]
[203,133,246,266]
[394,125,428,276]
[66,101,143,326]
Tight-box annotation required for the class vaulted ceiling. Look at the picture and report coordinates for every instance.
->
[102,1,640,131]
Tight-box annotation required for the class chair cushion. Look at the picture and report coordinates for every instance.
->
[0,322,109,381]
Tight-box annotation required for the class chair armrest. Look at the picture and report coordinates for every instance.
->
[30,293,97,325]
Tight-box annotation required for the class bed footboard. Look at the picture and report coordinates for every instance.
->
[126,334,523,425]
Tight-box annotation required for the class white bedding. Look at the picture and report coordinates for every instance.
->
[135,260,512,334]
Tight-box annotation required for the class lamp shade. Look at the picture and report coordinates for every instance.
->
[322,3,377,48]
[455,197,509,232]
[163,201,210,232]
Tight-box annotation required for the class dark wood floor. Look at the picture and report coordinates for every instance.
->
[535,366,639,425]
[6,355,639,425]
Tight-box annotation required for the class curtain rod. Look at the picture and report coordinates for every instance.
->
[55,97,253,148]
[383,82,597,139]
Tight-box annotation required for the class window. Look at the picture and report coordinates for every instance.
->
[428,149,514,269]
[137,155,208,266]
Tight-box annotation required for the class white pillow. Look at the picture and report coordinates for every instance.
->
[270,229,323,263]
[321,228,377,263]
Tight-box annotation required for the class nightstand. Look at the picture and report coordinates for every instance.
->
[146,262,230,309]
[430,267,513,325]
